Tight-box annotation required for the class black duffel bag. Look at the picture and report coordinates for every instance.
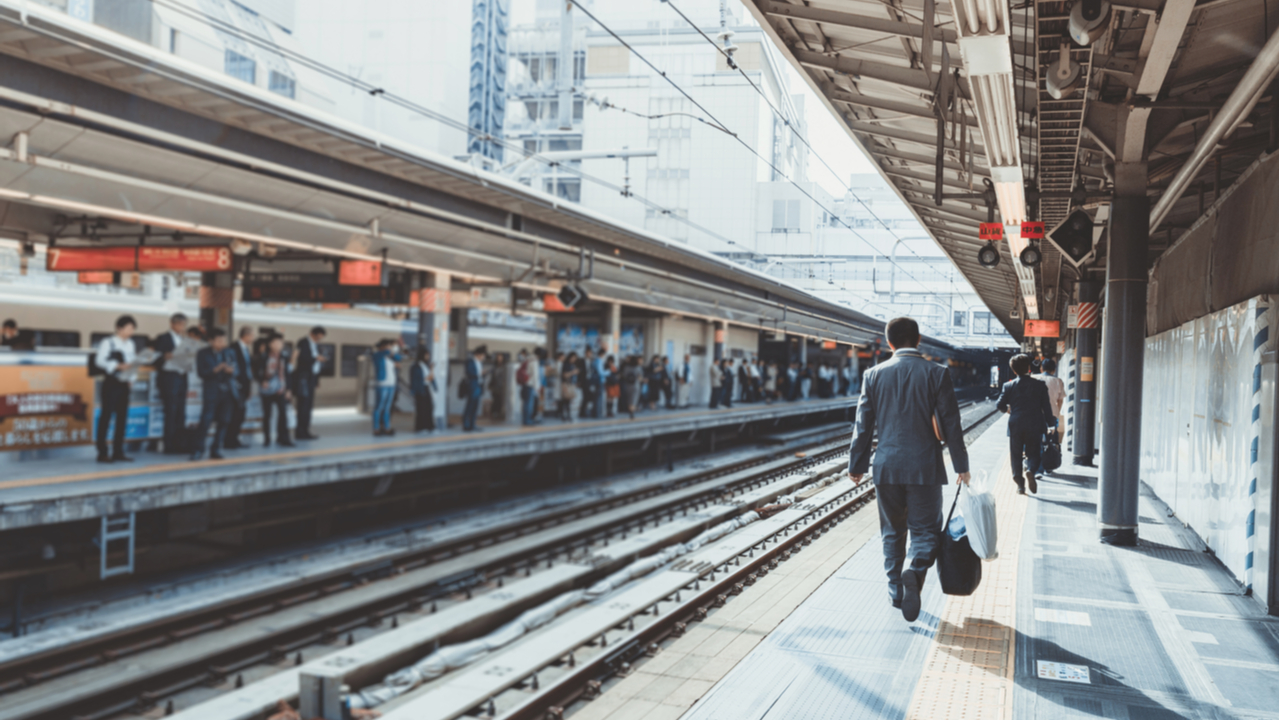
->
[937,484,983,596]
[1041,433,1062,473]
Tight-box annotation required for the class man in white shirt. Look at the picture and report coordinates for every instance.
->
[1033,358,1066,441]
[95,314,138,463]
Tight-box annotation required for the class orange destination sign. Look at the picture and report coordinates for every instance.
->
[1024,319,1061,338]
[338,260,385,286]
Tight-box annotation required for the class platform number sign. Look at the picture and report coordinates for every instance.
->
[979,223,1003,241]
[1021,221,1045,239]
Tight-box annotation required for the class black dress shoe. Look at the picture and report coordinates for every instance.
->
[297,433,319,441]
[900,569,922,623]
[279,441,296,447]
[111,455,134,463]
[97,455,113,464]
[210,451,225,460]
[1027,471,1038,495]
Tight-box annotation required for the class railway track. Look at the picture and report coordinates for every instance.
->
[1,401,998,720]
[0,428,858,720]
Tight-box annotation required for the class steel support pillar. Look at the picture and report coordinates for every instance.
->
[199,271,234,333]
[417,271,451,430]
[713,320,725,361]
[1098,163,1148,546]
[1072,279,1101,466]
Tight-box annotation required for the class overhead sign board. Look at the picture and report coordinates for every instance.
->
[138,246,232,272]
[48,245,232,272]
[241,282,409,304]
[1021,221,1045,239]
[979,223,1003,241]
[47,246,137,272]
[338,260,385,286]
[77,271,116,284]
[1024,319,1061,338]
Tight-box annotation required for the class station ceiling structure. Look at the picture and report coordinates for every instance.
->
[0,0,959,354]
[743,0,1278,342]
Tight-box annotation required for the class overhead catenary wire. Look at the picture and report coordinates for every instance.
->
[144,0,749,250]
[148,0,926,318]
[569,0,944,313]
[642,0,955,303]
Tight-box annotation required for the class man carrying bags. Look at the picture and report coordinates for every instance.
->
[996,353,1057,494]
[847,317,970,623]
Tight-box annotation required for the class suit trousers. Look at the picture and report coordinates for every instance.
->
[1009,425,1042,484]
[463,392,481,430]
[195,390,233,454]
[96,376,131,458]
[295,382,315,436]
[260,393,290,445]
[415,392,435,431]
[225,388,248,445]
[156,371,187,453]
[875,483,944,603]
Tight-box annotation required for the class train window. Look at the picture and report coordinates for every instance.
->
[316,342,337,378]
[340,344,367,377]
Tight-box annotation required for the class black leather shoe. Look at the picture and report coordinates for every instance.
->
[900,569,922,623]
[111,455,134,463]
[297,433,319,441]
[97,454,113,464]
[210,451,224,460]
[1017,486,1027,495]
[1027,471,1038,495]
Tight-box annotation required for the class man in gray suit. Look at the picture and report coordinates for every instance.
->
[848,317,971,622]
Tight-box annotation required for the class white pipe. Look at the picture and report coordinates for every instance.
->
[1150,29,1279,231]
[961,0,981,35]
[979,0,1000,33]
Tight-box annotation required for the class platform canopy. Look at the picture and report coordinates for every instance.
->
[743,0,1278,342]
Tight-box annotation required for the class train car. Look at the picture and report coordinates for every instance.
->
[0,283,545,408]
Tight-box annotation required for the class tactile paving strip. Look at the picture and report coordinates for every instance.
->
[906,421,1025,720]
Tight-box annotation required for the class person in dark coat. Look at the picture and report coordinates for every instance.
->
[996,353,1057,495]
[847,317,969,622]
[150,312,189,454]
[410,347,437,433]
[720,359,734,408]
[463,345,487,432]
[224,326,255,449]
[191,328,237,461]
[292,326,327,440]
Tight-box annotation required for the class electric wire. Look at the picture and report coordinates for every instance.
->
[652,0,957,306]
[146,0,747,250]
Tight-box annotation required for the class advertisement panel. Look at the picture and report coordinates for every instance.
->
[0,355,95,450]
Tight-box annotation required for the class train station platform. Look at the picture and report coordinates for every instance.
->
[575,417,1279,720]
[0,396,857,532]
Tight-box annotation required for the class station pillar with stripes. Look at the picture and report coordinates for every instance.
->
[1097,162,1149,546]
[1071,280,1101,466]
[417,271,451,430]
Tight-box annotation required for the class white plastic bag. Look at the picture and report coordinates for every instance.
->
[957,471,998,560]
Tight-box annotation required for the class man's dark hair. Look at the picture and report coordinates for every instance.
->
[170,313,187,325]
[239,326,254,340]
[885,317,920,348]
[310,325,327,337]
[2,319,15,330]
[1041,358,1057,373]
[474,344,488,356]
[115,315,137,330]
[1010,353,1032,376]
[207,327,227,340]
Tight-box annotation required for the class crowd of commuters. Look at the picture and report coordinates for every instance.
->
[88,313,332,462]
[81,312,873,460]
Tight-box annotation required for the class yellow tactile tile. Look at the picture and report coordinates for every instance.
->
[906,450,1026,720]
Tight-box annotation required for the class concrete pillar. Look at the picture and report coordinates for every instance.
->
[417,272,451,430]
[1098,163,1149,547]
[199,271,234,333]
[604,302,621,357]
[713,320,725,361]
[1072,279,1102,466]
[798,336,808,364]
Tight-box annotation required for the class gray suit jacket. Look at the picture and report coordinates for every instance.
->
[847,348,970,484]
